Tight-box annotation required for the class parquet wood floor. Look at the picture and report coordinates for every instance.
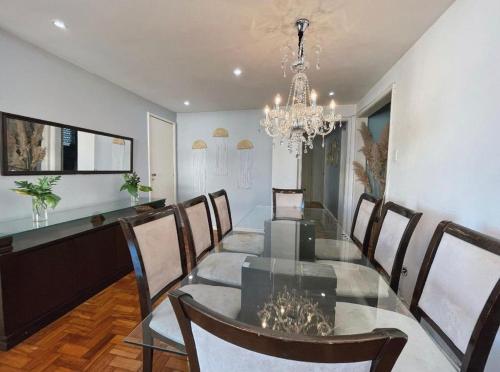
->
[0,273,189,372]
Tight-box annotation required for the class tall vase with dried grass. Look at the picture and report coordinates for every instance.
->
[352,122,389,197]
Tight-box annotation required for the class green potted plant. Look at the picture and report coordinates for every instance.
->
[11,176,62,222]
[120,172,152,203]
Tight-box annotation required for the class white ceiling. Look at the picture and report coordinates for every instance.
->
[0,0,454,113]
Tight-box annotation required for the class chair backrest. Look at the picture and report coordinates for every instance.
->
[350,193,381,255]
[169,289,407,372]
[178,195,215,268]
[209,189,233,241]
[371,202,422,292]
[272,188,305,209]
[410,221,500,371]
[119,206,187,319]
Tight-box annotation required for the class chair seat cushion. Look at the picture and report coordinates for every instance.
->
[334,302,457,372]
[221,233,264,255]
[149,284,241,345]
[196,252,255,287]
[315,239,363,261]
[316,261,390,298]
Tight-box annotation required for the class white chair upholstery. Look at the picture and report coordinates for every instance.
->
[316,260,390,298]
[213,195,231,236]
[352,199,376,244]
[334,302,456,372]
[185,202,212,258]
[191,322,372,371]
[374,210,410,275]
[275,192,304,208]
[418,232,500,353]
[221,233,264,255]
[133,214,183,298]
[196,252,256,287]
[315,239,363,261]
[149,284,241,345]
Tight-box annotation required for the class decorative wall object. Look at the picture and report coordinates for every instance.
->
[237,139,254,189]
[192,139,207,194]
[326,140,340,166]
[2,112,133,175]
[353,122,389,197]
[213,128,229,176]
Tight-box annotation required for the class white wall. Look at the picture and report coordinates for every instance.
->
[176,110,272,224]
[358,0,499,369]
[0,29,175,220]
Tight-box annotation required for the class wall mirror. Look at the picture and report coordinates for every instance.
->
[1,112,133,175]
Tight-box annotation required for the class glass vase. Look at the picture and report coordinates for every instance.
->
[32,197,48,222]
[130,194,140,204]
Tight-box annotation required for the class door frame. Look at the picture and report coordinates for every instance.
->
[147,112,177,202]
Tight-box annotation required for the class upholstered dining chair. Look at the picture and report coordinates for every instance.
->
[333,221,500,371]
[272,188,305,220]
[316,193,381,262]
[169,289,408,372]
[410,221,500,371]
[178,195,256,287]
[119,206,241,372]
[317,201,422,303]
[208,189,264,255]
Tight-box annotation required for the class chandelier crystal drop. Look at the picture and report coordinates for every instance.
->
[260,19,342,157]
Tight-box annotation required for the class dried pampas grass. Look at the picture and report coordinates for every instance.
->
[352,122,389,196]
[7,119,47,171]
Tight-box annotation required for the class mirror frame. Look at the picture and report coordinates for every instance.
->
[1,112,133,176]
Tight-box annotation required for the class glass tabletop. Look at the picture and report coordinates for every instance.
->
[125,205,415,355]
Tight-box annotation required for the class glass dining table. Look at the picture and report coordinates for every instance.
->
[124,206,457,371]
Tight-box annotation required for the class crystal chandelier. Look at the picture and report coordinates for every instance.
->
[260,19,342,157]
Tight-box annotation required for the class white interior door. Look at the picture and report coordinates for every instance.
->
[148,114,176,203]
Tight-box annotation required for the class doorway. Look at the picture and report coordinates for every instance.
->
[300,123,347,216]
[301,136,325,208]
[148,113,176,203]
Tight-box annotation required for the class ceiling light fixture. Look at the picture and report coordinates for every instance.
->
[233,68,242,76]
[52,19,67,30]
[184,100,190,106]
[329,91,335,96]
[260,19,342,157]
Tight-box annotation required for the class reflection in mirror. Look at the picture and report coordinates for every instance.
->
[5,117,63,172]
[77,132,132,171]
[3,113,133,175]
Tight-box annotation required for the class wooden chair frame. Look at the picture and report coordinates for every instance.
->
[178,195,215,269]
[169,289,408,372]
[119,205,188,371]
[369,202,422,292]
[208,189,234,242]
[410,221,500,372]
[350,193,382,256]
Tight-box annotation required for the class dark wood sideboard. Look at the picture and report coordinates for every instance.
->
[0,198,165,350]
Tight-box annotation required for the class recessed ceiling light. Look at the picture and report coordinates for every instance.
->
[52,19,67,30]
[329,91,335,96]
[184,100,190,106]
[233,68,242,76]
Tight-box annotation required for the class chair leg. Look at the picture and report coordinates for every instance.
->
[143,346,153,372]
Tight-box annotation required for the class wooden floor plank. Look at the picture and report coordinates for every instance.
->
[0,273,188,371]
